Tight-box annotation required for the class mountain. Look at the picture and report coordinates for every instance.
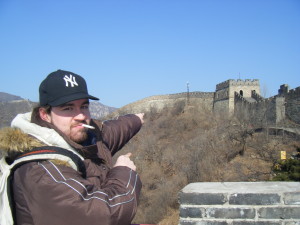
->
[0,92,24,102]
[0,92,117,128]
[89,101,117,119]
[0,99,35,128]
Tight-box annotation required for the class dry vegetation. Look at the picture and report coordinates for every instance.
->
[111,101,300,224]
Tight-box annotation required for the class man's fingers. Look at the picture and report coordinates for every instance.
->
[114,153,136,171]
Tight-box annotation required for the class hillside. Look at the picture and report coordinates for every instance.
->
[108,101,300,224]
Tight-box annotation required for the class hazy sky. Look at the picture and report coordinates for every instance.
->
[0,0,299,107]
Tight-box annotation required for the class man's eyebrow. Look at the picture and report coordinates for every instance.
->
[57,103,74,108]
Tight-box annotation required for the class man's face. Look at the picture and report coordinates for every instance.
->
[41,99,91,143]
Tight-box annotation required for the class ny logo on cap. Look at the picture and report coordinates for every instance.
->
[64,75,78,87]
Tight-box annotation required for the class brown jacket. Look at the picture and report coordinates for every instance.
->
[0,113,142,225]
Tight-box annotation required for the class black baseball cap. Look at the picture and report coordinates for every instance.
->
[39,69,99,106]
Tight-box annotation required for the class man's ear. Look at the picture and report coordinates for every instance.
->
[39,107,51,122]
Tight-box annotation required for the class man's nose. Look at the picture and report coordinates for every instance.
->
[74,108,87,120]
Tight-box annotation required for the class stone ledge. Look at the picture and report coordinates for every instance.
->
[179,182,300,224]
[179,219,285,225]
[180,182,300,194]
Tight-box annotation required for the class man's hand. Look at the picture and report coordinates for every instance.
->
[113,153,136,171]
[135,113,144,124]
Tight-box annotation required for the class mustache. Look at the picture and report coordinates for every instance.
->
[71,122,88,128]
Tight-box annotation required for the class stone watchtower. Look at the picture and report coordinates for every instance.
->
[213,79,260,115]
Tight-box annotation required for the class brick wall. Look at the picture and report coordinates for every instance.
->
[285,87,300,125]
[178,182,300,225]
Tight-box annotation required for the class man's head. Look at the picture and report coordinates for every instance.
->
[37,70,99,143]
[39,69,99,107]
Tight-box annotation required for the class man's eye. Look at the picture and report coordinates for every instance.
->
[63,107,72,111]
[82,105,89,109]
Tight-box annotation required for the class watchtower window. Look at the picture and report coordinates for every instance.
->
[239,90,243,96]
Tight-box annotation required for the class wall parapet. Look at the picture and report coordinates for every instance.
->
[286,87,300,99]
[123,92,214,108]
[251,90,264,102]
[178,182,300,225]
[142,92,214,101]
[216,79,260,91]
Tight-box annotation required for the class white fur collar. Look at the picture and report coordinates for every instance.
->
[11,112,83,160]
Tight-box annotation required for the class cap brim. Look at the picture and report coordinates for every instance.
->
[48,93,99,107]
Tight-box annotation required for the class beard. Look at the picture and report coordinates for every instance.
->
[70,128,88,143]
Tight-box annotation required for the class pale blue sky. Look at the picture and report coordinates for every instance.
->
[0,0,299,107]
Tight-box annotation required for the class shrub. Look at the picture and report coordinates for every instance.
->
[272,148,300,181]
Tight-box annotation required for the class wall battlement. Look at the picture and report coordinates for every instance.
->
[284,87,300,124]
[216,79,260,91]
[235,92,277,105]
[251,90,264,102]
[286,87,300,98]
[234,92,256,104]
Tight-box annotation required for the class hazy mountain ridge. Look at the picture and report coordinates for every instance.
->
[0,99,35,128]
[89,101,117,119]
[0,92,24,102]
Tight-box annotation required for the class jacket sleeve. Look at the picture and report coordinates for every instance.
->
[96,114,142,155]
[13,161,142,225]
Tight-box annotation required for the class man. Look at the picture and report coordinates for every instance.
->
[0,70,143,225]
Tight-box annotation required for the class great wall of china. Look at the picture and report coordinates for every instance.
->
[113,79,300,130]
